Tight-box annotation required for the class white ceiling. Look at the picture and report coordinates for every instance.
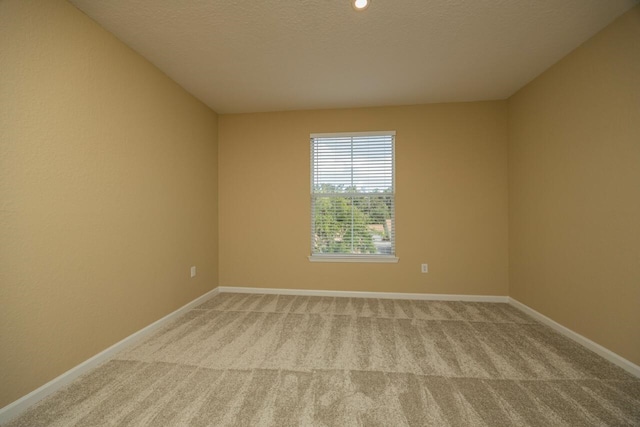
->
[69,0,638,114]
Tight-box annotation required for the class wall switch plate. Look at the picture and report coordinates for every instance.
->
[190,266,196,278]
[421,264,428,273]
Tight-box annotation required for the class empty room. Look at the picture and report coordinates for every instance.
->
[1,0,639,425]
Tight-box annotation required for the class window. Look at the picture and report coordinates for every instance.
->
[310,131,397,262]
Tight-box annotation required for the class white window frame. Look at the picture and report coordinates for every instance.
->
[309,131,398,263]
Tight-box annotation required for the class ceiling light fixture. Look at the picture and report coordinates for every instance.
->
[352,0,370,11]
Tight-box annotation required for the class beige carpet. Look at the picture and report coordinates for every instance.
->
[6,293,640,426]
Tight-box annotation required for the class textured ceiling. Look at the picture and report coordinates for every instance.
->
[68,0,638,114]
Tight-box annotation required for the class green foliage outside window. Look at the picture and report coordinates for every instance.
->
[312,185,392,254]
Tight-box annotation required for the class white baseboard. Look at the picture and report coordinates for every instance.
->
[0,287,219,425]
[217,286,509,303]
[509,298,640,378]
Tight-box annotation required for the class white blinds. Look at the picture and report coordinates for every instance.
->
[310,132,395,256]
[311,133,394,194]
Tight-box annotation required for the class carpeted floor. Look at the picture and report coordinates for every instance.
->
[6,293,640,426]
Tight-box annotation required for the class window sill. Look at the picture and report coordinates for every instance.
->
[308,255,399,263]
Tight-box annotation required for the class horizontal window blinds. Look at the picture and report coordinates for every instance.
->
[311,132,395,256]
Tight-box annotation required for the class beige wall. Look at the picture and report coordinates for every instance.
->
[508,6,640,365]
[219,103,509,296]
[0,0,218,407]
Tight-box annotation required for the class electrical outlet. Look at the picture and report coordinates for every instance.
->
[421,264,428,273]
[190,266,196,278]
